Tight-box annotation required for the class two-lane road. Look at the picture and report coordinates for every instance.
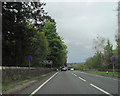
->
[17,71,119,95]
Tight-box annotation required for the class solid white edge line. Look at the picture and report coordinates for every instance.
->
[90,83,113,96]
[80,71,119,81]
[29,72,58,96]
[79,77,86,82]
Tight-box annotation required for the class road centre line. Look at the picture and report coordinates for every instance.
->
[29,72,58,96]
[90,83,113,96]
[71,72,77,77]
[73,74,77,77]
[72,72,113,95]
[71,72,86,82]
[72,72,112,95]
[78,77,86,82]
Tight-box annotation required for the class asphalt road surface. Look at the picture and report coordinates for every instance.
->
[17,71,119,95]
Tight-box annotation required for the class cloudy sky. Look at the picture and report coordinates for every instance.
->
[41,0,118,63]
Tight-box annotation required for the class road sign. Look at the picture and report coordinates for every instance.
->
[27,56,33,62]
[110,56,115,62]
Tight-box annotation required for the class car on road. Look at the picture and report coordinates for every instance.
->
[61,67,67,71]
[70,68,74,71]
[68,66,72,70]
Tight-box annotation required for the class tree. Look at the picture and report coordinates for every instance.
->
[85,57,92,69]
[104,40,113,69]
[2,2,54,66]
[114,33,119,69]
[84,33,118,70]
[24,23,49,67]
[93,35,106,69]
[92,52,104,69]
[2,2,68,67]
[93,35,106,53]
[42,21,68,67]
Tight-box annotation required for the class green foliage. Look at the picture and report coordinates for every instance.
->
[104,40,113,68]
[25,23,49,67]
[2,2,49,66]
[93,35,106,53]
[84,35,118,70]
[42,21,68,67]
[114,33,119,69]
[85,57,92,69]
[91,52,103,68]
[2,2,68,67]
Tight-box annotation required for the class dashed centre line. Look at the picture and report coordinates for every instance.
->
[79,77,86,82]
[71,72,86,82]
[71,72,113,95]
[73,74,77,77]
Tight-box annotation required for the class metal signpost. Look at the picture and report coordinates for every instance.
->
[27,56,33,69]
[110,56,115,76]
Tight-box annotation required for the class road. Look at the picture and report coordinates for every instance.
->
[17,71,119,95]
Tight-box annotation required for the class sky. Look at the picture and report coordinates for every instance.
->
[41,0,118,63]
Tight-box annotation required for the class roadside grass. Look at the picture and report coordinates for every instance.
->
[2,80,29,92]
[2,71,55,92]
[80,70,120,77]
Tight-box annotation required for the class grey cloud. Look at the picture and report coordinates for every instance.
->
[44,2,117,63]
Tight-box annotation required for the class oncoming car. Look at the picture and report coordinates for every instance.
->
[61,67,67,71]
[70,68,74,71]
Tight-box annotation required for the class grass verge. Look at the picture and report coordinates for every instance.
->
[2,71,55,92]
[79,70,120,78]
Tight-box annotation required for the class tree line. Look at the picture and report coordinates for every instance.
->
[68,34,119,71]
[84,34,119,71]
[2,2,68,67]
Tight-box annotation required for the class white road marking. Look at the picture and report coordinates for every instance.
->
[71,72,86,82]
[71,73,77,77]
[29,72,58,96]
[74,74,77,77]
[94,74,119,81]
[90,83,113,96]
[78,71,119,81]
[79,77,86,82]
